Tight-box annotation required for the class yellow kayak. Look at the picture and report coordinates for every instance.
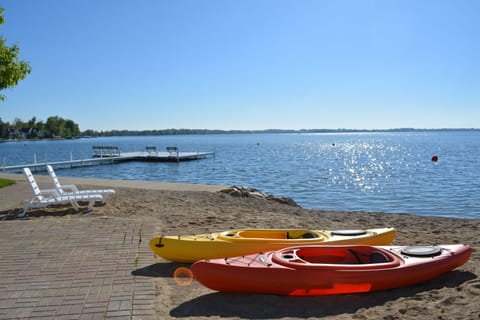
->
[149,227,396,263]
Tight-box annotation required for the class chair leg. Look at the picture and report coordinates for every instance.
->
[18,203,30,218]
[84,200,95,213]
[70,201,80,212]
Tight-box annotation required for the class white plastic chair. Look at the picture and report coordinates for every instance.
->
[46,165,115,202]
[20,167,103,217]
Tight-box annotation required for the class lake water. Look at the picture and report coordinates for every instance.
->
[1,131,479,219]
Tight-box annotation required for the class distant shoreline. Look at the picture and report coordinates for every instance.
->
[78,127,480,138]
[1,127,479,142]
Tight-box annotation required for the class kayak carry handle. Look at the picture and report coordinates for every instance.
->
[155,236,165,248]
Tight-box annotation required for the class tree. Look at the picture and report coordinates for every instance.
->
[44,116,64,138]
[27,116,36,127]
[64,119,80,137]
[0,7,31,101]
[0,116,80,139]
[0,117,8,138]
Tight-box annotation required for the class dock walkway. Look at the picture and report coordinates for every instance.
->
[1,146,215,173]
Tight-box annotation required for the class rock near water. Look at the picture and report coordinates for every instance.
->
[219,186,300,207]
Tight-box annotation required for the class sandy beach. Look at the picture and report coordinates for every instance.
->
[0,173,479,319]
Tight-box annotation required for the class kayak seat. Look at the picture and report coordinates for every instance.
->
[369,251,390,264]
[301,232,317,239]
[286,232,318,239]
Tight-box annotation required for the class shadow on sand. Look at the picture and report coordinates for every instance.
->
[168,270,476,319]
[0,207,78,220]
[132,262,192,278]
[0,202,106,220]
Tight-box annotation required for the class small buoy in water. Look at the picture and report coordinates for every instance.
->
[431,155,438,162]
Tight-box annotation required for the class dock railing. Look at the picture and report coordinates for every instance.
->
[166,146,179,161]
[92,146,121,158]
[145,146,157,156]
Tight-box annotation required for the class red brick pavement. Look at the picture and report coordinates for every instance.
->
[0,216,159,319]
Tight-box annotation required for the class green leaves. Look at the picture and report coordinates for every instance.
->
[0,7,31,101]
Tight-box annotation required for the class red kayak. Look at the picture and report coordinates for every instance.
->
[191,244,471,296]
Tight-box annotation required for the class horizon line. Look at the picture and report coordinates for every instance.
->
[83,127,480,133]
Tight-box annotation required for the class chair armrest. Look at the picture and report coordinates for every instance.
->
[58,184,79,193]
[38,189,61,197]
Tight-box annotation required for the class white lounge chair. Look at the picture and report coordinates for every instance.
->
[20,167,103,217]
[46,165,115,202]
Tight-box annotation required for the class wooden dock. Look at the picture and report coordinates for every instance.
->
[1,146,215,173]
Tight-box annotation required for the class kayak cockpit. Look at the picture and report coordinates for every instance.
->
[219,229,326,241]
[272,245,402,269]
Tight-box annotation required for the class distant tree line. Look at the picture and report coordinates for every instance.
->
[0,116,81,139]
[2,120,478,140]
[81,127,478,137]
[80,128,294,136]
[82,128,341,136]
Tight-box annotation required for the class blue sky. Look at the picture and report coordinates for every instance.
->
[1,0,479,131]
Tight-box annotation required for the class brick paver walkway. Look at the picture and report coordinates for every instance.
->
[0,215,158,319]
